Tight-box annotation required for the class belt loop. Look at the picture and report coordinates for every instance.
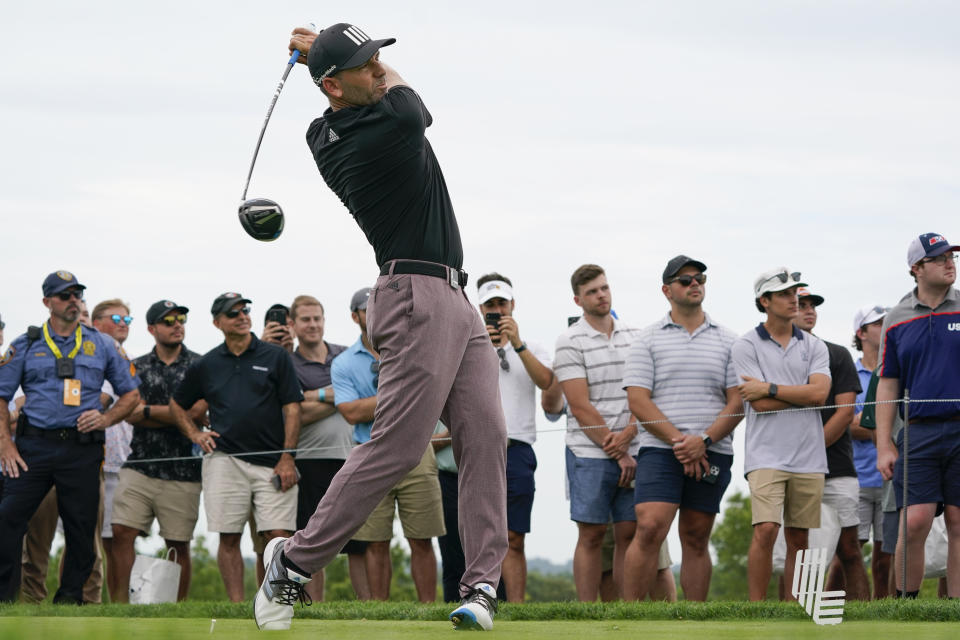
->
[388,260,397,276]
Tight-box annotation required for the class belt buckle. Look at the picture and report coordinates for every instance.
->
[447,268,460,290]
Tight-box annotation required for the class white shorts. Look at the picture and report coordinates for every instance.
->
[101,471,119,538]
[822,476,860,529]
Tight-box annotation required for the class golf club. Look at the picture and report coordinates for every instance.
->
[238,32,312,242]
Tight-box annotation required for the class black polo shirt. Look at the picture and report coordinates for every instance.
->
[173,334,303,467]
[306,85,463,269]
[822,340,863,479]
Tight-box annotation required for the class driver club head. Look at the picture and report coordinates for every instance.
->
[238,198,285,242]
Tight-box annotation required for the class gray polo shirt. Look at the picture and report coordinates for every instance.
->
[731,323,831,475]
[623,312,739,455]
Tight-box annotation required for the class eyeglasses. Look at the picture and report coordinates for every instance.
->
[496,347,510,372]
[921,253,957,266]
[110,314,133,326]
[370,360,380,388]
[667,273,707,287]
[55,290,84,301]
[762,270,802,287]
[159,314,187,326]
[224,306,251,319]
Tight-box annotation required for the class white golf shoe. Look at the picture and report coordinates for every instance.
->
[254,536,312,630]
[449,583,498,631]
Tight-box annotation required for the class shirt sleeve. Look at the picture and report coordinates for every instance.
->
[101,336,139,396]
[173,360,204,408]
[622,337,654,390]
[331,355,361,406]
[831,346,862,395]
[382,86,431,137]
[553,332,585,383]
[878,319,900,379]
[275,351,305,405]
[723,329,739,389]
[731,336,764,382]
[0,335,28,401]
[809,338,831,379]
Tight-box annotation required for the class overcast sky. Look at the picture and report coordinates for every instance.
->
[3,2,958,565]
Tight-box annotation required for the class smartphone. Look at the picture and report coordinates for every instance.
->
[266,307,288,325]
[272,467,302,490]
[484,312,501,332]
[701,464,720,485]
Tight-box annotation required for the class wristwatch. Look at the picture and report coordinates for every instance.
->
[514,343,528,354]
[768,383,779,398]
[701,433,713,448]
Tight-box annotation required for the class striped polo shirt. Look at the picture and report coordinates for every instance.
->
[622,312,739,455]
[878,287,960,420]
[731,324,831,475]
[554,316,641,459]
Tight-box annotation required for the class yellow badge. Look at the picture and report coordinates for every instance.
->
[0,346,14,367]
[63,378,82,407]
[82,340,96,356]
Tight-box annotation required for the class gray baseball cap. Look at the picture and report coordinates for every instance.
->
[350,288,372,312]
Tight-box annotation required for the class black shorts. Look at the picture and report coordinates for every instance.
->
[295,458,367,555]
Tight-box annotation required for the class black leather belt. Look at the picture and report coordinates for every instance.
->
[909,413,960,425]
[380,260,468,289]
[19,423,105,444]
[508,438,528,448]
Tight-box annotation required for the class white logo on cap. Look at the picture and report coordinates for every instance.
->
[342,25,370,46]
[164,301,175,308]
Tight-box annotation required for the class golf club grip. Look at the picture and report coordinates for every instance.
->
[240,52,301,201]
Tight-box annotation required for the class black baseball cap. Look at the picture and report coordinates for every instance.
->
[308,23,396,87]
[662,255,707,283]
[42,270,86,297]
[146,300,190,325]
[211,292,252,317]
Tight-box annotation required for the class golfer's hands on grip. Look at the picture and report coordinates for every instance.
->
[289,27,318,62]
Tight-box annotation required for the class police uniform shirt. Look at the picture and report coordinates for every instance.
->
[173,334,303,468]
[0,323,140,428]
[306,85,464,269]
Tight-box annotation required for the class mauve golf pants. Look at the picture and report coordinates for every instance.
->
[284,262,508,596]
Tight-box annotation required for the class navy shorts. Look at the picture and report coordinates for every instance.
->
[506,441,536,534]
[893,421,960,509]
[565,448,636,524]
[881,509,899,555]
[633,447,733,514]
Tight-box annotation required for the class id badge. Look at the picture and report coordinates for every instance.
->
[63,378,82,407]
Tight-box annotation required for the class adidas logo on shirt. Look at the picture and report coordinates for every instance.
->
[328,129,340,143]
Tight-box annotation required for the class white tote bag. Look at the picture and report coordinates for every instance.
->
[129,548,181,604]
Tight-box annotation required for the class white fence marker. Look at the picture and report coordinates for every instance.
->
[791,547,845,625]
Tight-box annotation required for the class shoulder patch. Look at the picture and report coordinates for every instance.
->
[82,340,96,356]
[0,346,15,367]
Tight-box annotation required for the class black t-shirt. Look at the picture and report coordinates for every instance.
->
[822,340,863,479]
[306,86,463,269]
[173,335,303,467]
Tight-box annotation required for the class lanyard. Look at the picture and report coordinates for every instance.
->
[42,322,82,360]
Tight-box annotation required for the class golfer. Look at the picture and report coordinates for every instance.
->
[254,23,507,631]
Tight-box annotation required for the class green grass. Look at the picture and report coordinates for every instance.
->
[1,618,960,640]
[1,599,959,622]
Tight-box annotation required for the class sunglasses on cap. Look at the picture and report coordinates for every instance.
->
[762,270,802,287]
[55,290,84,301]
[109,314,133,326]
[224,306,251,319]
[667,273,707,287]
[159,314,187,326]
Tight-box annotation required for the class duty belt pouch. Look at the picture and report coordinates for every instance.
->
[15,412,27,438]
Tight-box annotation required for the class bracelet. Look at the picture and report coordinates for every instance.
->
[318,388,326,403]
[514,343,528,354]
[143,405,151,420]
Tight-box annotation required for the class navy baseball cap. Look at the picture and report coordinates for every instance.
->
[42,270,86,297]
[662,255,707,283]
[146,300,190,325]
[906,232,959,266]
[308,23,395,87]
[211,292,252,317]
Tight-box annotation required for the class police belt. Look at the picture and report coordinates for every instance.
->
[380,260,468,289]
[17,413,105,444]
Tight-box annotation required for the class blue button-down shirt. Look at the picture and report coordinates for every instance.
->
[330,336,377,443]
[0,322,140,429]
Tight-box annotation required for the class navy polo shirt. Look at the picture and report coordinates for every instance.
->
[879,287,960,420]
[173,334,303,467]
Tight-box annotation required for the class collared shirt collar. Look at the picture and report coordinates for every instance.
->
[149,344,192,366]
[216,333,258,356]
[347,335,375,359]
[579,315,623,338]
[906,286,959,311]
[294,341,337,366]
[660,311,715,331]
[754,322,804,342]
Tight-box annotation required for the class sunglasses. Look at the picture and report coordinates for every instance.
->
[921,252,957,266]
[159,314,187,326]
[667,273,707,287]
[224,306,251,319]
[55,290,84,301]
[370,360,380,388]
[109,314,134,326]
[496,347,510,372]
[762,270,802,287]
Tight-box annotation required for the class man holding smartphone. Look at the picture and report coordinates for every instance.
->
[169,292,303,602]
[622,255,742,601]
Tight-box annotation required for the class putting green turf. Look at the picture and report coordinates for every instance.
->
[0,618,955,640]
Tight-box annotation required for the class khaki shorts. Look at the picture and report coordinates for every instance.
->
[202,452,297,534]
[248,513,267,555]
[354,446,445,541]
[111,468,201,541]
[747,468,824,529]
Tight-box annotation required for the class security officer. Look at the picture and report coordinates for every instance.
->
[0,270,140,604]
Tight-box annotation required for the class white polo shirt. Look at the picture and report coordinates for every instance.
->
[554,316,641,459]
[497,340,551,445]
[731,323,831,475]
[623,312,738,455]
